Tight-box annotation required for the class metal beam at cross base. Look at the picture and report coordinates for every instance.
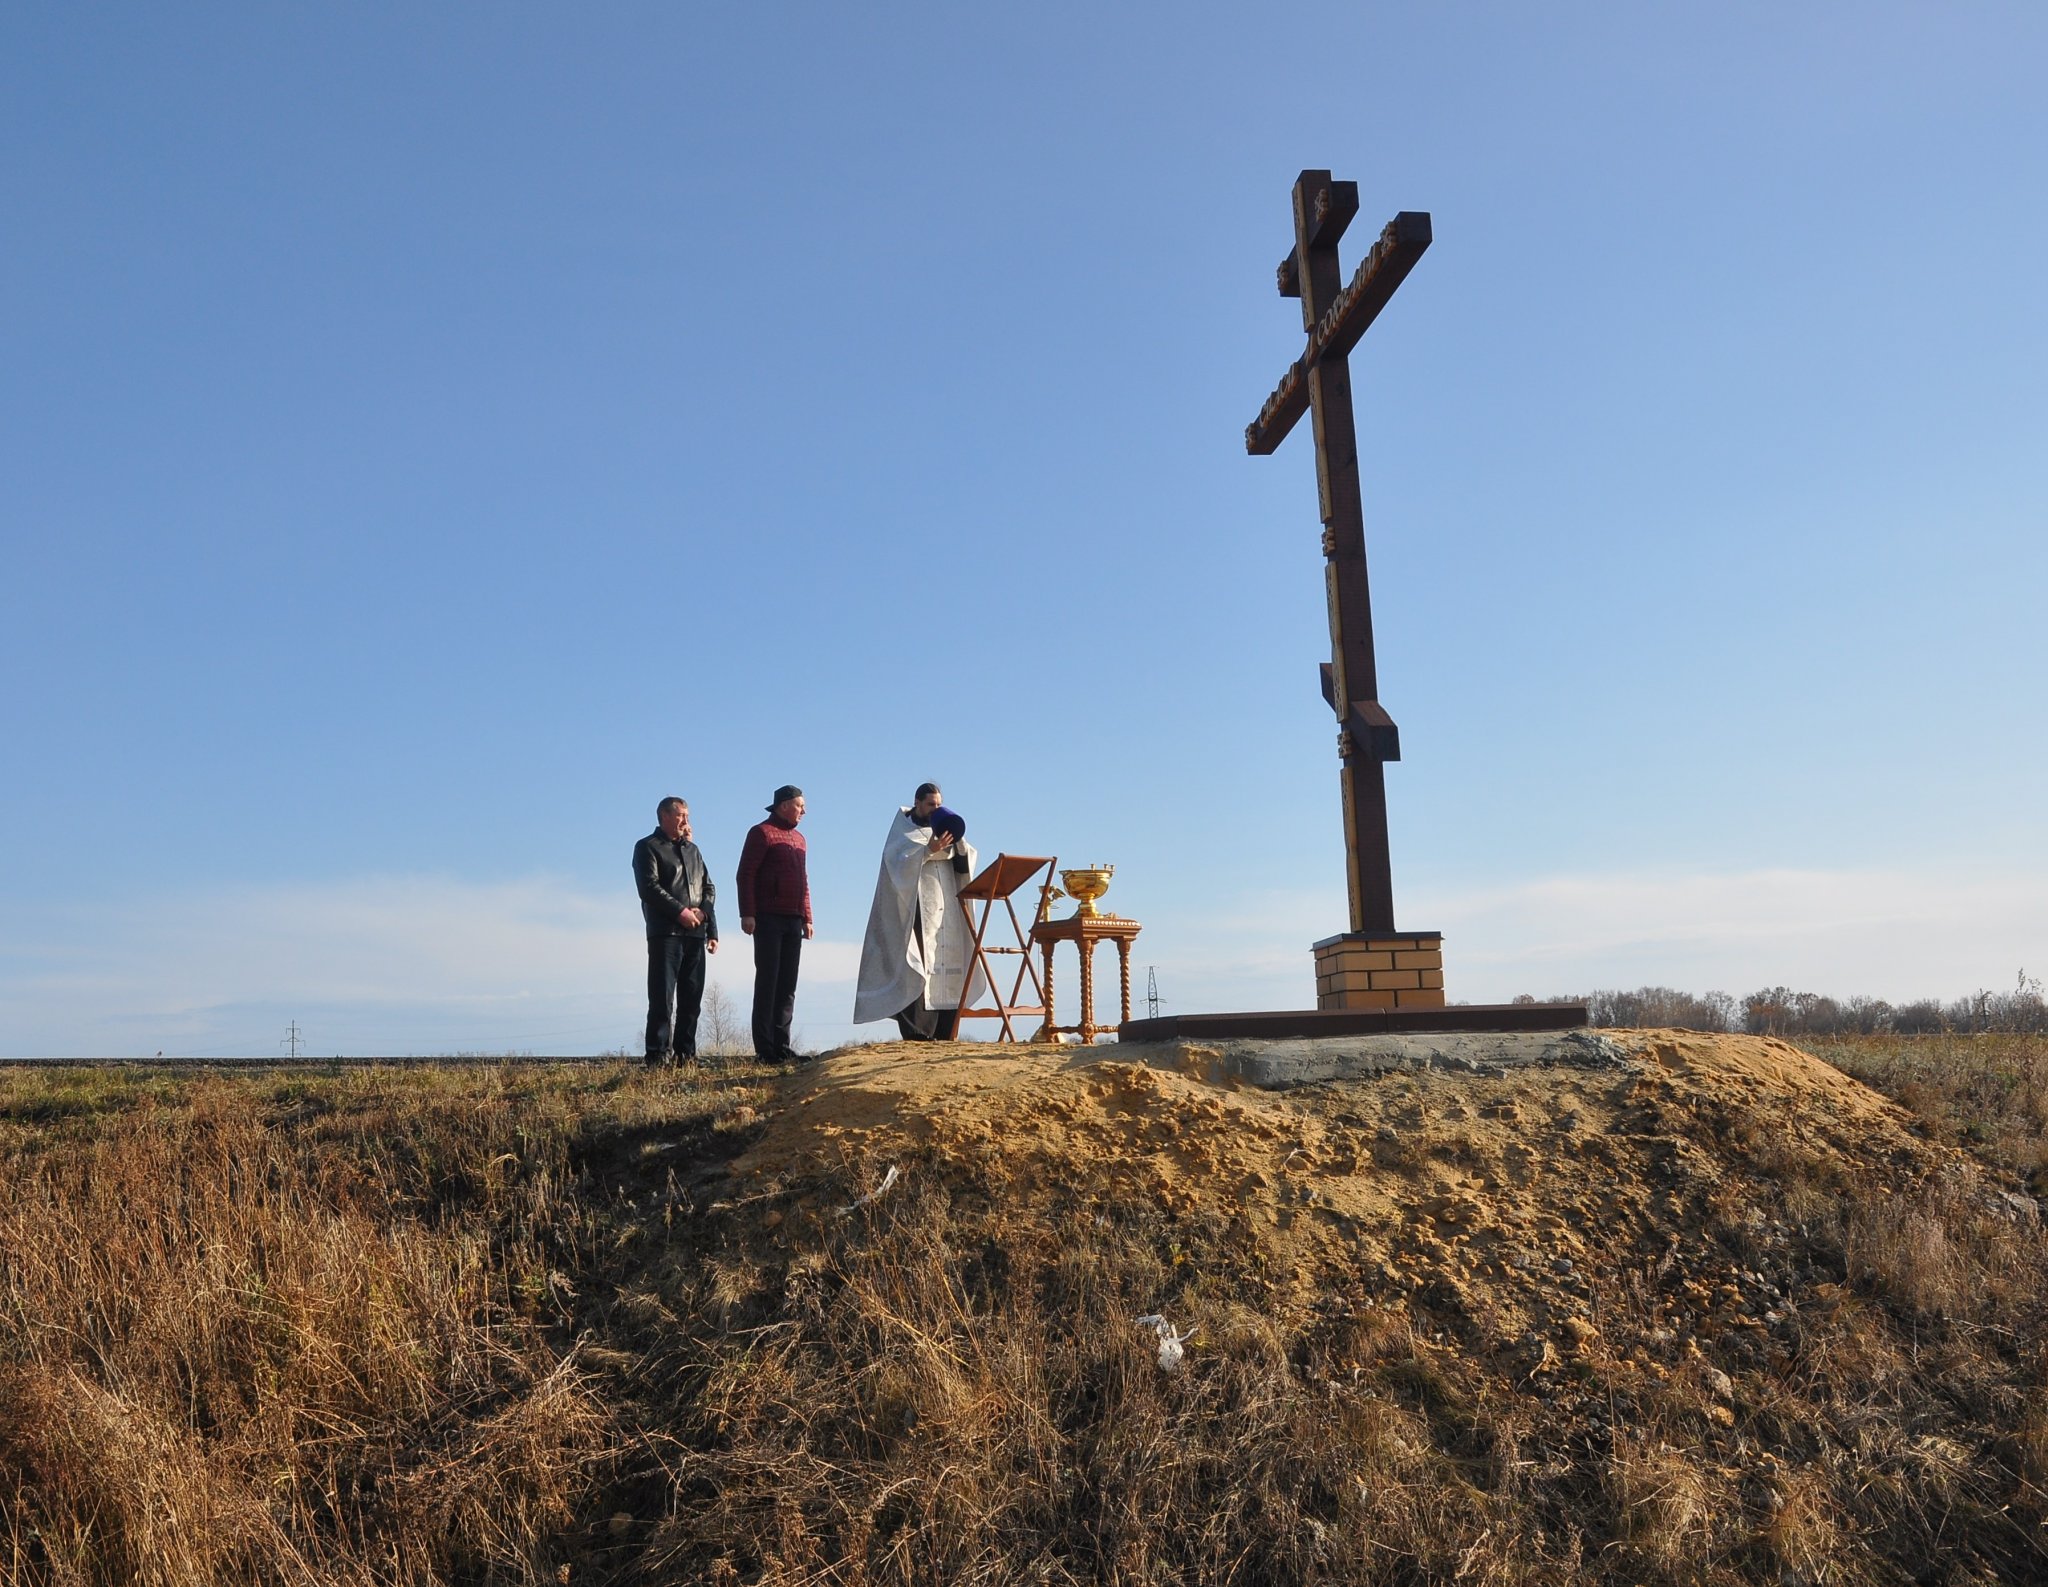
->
[1248,171,1430,938]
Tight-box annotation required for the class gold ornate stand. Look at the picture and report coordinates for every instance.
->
[1029,913,1142,1042]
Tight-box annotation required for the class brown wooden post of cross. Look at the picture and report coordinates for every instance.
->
[1248,173,1439,1009]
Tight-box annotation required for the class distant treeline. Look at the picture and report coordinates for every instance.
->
[1511,972,2048,1037]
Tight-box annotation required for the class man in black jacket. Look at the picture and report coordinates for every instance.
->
[633,796,720,1065]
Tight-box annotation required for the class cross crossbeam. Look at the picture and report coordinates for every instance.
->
[1246,171,1430,936]
[1248,209,1432,457]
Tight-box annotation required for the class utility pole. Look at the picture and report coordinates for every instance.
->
[1146,968,1163,1021]
[282,1021,303,1059]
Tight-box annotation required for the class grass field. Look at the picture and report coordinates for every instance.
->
[2,1036,2045,1585]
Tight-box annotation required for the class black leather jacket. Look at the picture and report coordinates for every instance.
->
[633,830,718,940]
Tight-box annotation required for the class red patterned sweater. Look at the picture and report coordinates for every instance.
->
[736,819,811,924]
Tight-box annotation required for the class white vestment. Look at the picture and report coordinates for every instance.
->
[854,808,985,1025]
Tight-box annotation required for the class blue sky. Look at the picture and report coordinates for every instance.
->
[3,3,2043,1056]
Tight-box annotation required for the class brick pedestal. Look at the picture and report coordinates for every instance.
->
[1313,931,1445,1011]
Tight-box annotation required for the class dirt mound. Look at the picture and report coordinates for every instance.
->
[665,1031,2048,1580]
[734,1030,1955,1335]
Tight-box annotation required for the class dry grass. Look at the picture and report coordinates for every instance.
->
[0,1062,737,1584]
[1808,1030,2048,1182]
[3,1038,2048,1583]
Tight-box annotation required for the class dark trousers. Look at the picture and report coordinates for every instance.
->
[646,935,708,1060]
[895,995,961,1041]
[750,913,805,1063]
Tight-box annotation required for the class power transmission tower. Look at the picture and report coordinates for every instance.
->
[282,1021,303,1059]
[1146,968,1163,1020]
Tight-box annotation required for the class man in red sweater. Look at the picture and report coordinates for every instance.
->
[736,784,813,1065]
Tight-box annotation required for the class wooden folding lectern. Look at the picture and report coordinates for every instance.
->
[954,854,1057,1042]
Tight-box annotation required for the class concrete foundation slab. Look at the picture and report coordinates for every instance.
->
[1151,1028,1633,1090]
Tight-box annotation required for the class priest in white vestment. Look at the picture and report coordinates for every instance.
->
[854,783,985,1039]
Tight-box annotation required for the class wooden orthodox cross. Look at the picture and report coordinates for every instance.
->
[1247,171,1430,937]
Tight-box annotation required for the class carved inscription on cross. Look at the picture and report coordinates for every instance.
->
[1246,171,1431,936]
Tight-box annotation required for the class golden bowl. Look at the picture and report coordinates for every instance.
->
[1059,865,1114,918]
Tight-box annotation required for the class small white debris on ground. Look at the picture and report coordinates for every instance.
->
[838,1163,902,1216]
[1135,1314,1197,1373]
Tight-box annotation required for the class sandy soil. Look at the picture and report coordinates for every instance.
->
[731,1030,1965,1350]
